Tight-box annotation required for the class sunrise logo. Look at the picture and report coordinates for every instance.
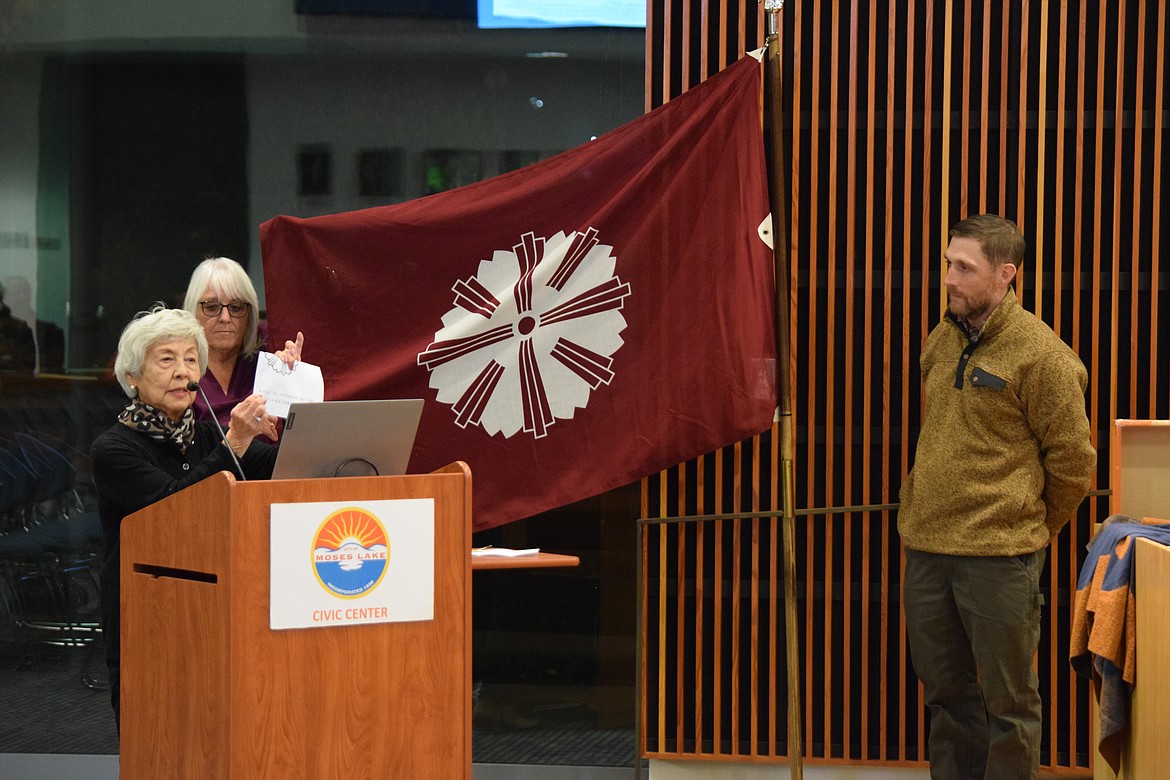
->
[311,507,390,598]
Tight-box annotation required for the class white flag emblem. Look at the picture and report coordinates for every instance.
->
[418,229,632,439]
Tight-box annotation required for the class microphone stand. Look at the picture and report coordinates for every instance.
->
[187,380,247,481]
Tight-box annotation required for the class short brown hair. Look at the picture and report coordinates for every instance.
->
[949,214,1026,269]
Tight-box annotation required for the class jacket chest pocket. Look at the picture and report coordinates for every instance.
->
[962,364,1030,442]
[969,365,1006,389]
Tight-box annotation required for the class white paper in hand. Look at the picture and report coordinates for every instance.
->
[252,352,325,418]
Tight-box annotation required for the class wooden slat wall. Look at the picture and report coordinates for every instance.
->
[640,0,1168,770]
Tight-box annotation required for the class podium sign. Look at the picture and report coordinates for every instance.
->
[270,498,435,630]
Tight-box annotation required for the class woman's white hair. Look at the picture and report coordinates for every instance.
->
[113,305,208,398]
[183,256,263,356]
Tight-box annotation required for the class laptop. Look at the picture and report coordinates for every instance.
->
[271,399,425,480]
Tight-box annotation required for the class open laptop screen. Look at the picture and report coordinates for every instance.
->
[271,399,424,480]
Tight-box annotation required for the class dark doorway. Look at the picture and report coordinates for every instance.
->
[65,56,249,369]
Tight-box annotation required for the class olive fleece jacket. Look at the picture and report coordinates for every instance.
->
[898,288,1096,556]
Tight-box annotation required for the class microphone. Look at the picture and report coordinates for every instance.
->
[187,380,247,481]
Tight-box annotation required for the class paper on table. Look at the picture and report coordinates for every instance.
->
[471,547,541,557]
[252,352,325,418]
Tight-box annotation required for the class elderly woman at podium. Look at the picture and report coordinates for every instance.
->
[90,305,280,728]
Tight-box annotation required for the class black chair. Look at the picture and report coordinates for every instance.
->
[0,445,38,534]
[14,433,84,523]
[30,431,98,512]
[0,436,104,677]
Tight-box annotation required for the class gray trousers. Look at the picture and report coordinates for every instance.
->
[903,547,1046,780]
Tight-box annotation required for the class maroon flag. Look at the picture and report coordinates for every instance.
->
[261,53,776,530]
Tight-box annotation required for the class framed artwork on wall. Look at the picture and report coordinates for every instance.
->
[297,144,332,196]
[358,148,404,197]
[421,149,483,194]
[499,149,542,173]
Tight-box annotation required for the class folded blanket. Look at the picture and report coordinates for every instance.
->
[1069,517,1170,772]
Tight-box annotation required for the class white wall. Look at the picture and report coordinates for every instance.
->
[0,56,43,340]
[0,57,43,265]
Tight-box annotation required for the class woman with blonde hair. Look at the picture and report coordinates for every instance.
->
[182,256,304,428]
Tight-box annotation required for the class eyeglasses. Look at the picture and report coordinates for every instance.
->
[198,300,251,319]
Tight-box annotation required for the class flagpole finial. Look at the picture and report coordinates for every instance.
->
[763,0,782,38]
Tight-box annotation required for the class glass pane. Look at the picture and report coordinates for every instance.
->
[1,1,642,766]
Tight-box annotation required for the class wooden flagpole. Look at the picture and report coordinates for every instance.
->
[763,1,802,777]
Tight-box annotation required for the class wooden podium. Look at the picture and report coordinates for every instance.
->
[119,462,473,779]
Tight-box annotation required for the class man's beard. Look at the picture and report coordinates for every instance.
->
[948,290,997,323]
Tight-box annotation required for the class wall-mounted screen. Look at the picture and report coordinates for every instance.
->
[476,0,645,28]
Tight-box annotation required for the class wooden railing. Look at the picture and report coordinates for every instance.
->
[640,463,1112,768]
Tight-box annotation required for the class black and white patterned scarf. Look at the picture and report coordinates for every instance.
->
[118,399,196,454]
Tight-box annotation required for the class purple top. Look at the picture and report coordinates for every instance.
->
[193,350,259,429]
[193,322,280,431]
